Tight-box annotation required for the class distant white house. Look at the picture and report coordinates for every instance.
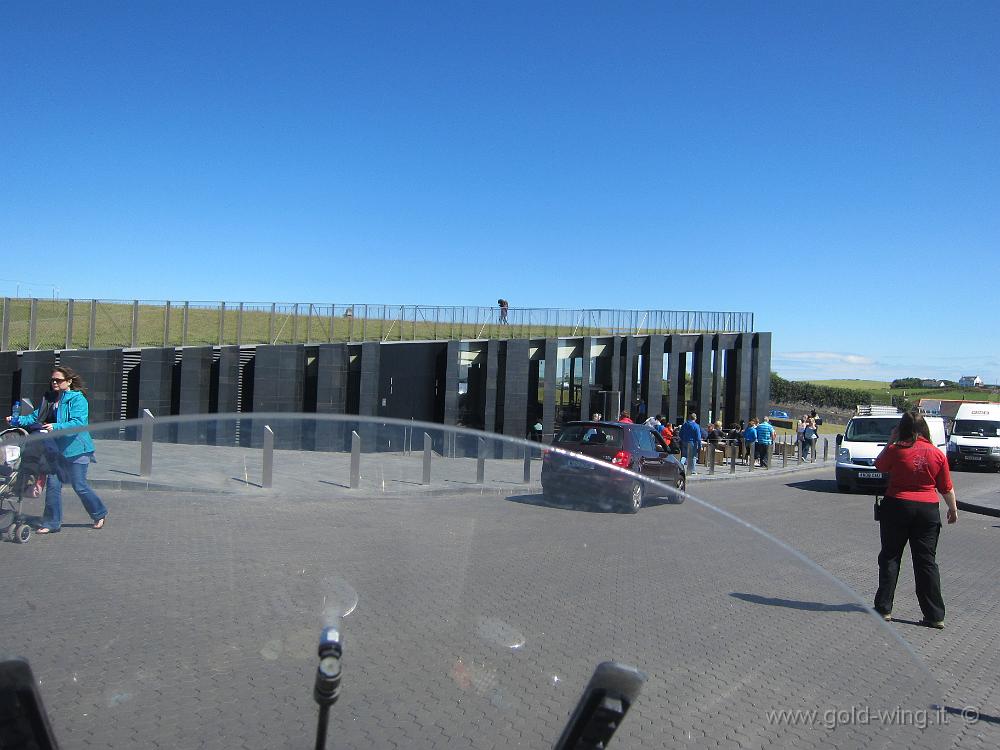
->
[921,379,946,388]
[959,375,983,388]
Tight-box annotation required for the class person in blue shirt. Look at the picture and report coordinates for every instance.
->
[8,366,109,534]
[755,417,775,468]
[679,413,703,474]
[743,419,758,465]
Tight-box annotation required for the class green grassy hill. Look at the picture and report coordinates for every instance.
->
[800,379,999,405]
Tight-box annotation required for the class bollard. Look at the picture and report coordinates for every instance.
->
[422,432,432,485]
[140,409,154,477]
[766,443,772,470]
[729,443,736,474]
[823,437,829,463]
[523,448,531,483]
[749,444,755,472]
[797,436,803,464]
[350,431,361,489]
[476,437,486,484]
[782,436,787,468]
[262,425,274,489]
[708,444,715,475]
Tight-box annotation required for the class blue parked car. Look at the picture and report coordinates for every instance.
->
[768,408,790,419]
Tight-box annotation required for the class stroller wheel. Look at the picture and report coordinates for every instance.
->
[15,524,30,544]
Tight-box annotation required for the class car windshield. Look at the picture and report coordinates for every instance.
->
[951,419,1000,437]
[845,417,898,442]
[554,423,624,448]
[1,415,947,747]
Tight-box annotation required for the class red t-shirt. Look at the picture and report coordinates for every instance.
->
[875,437,953,503]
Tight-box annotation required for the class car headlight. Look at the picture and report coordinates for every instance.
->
[947,442,957,452]
[991,447,1000,455]
[837,448,850,463]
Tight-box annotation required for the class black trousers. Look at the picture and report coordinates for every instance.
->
[874,497,944,622]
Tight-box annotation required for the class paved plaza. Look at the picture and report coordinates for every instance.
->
[3,440,997,749]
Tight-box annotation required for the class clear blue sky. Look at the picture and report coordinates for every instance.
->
[2,1,998,382]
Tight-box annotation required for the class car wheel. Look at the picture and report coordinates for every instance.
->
[675,471,686,494]
[623,481,643,514]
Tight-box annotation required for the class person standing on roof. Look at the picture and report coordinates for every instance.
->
[679,413,702,474]
[755,417,775,468]
[498,299,509,324]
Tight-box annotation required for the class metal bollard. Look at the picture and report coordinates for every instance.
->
[766,443,772,470]
[823,437,829,462]
[476,437,486,484]
[798,436,803,464]
[749,444,754,472]
[523,448,531,483]
[350,431,361,489]
[729,443,736,474]
[708,444,715,475]
[782,436,788,468]
[262,425,274,489]
[140,409,154,477]
[422,433,432,485]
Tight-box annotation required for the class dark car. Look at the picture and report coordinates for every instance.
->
[540,421,686,513]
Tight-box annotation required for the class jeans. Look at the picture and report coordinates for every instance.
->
[874,497,944,622]
[41,459,108,531]
[682,442,699,473]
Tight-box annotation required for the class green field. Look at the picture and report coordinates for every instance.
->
[801,379,1000,405]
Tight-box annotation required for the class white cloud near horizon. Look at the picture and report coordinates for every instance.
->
[777,351,877,366]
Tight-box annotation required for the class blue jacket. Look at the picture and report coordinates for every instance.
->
[14,389,96,458]
[755,421,775,445]
[679,419,702,448]
[744,425,758,443]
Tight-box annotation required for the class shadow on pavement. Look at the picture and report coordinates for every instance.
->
[506,492,683,513]
[730,592,868,613]
[944,706,1000,725]
[787,478,844,494]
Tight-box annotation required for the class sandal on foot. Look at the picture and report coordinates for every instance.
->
[36,527,59,534]
[93,517,107,530]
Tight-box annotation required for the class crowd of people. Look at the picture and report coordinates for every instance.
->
[593,410,825,471]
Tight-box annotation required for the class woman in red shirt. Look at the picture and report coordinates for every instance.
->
[873,411,959,628]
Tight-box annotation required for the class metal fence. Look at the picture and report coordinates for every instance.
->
[1,298,754,351]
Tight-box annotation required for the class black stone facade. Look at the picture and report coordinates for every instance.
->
[2,334,771,448]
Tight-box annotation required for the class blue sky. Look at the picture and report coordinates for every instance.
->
[2,1,998,382]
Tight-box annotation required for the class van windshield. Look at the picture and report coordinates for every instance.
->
[952,419,1000,437]
[844,418,897,442]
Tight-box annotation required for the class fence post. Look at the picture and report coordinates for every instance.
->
[477,437,486,484]
[262,425,274,489]
[140,409,154,477]
[269,303,276,344]
[350,431,361,489]
[1,298,8,352]
[29,299,38,350]
[292,303,299,343]
[218,302,226,345]
[163,301,171,346]
[237,302,244,346]
[523,448,531,483]
[422,432,432,485]
[131,300,139,348]
[89,300,97,348]
[182,302,190,346]
[65,299,74,349]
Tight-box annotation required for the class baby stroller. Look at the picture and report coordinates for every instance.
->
[0,427,46,544]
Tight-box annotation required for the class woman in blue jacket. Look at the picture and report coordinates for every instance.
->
[9,366,108,533]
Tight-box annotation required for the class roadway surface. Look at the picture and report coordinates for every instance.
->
[2,448,997,749]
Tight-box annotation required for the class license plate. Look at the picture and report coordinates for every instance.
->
[965,456,982,461]
[858,471,883,479]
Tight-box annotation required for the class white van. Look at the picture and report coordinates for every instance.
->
[947,403,1000,471]
[835,407,947,493]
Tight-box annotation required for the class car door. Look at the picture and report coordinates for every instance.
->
[634,427,665,482]
[652,430,678,485]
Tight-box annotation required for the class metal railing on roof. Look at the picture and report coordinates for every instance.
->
[1,298,754,351]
